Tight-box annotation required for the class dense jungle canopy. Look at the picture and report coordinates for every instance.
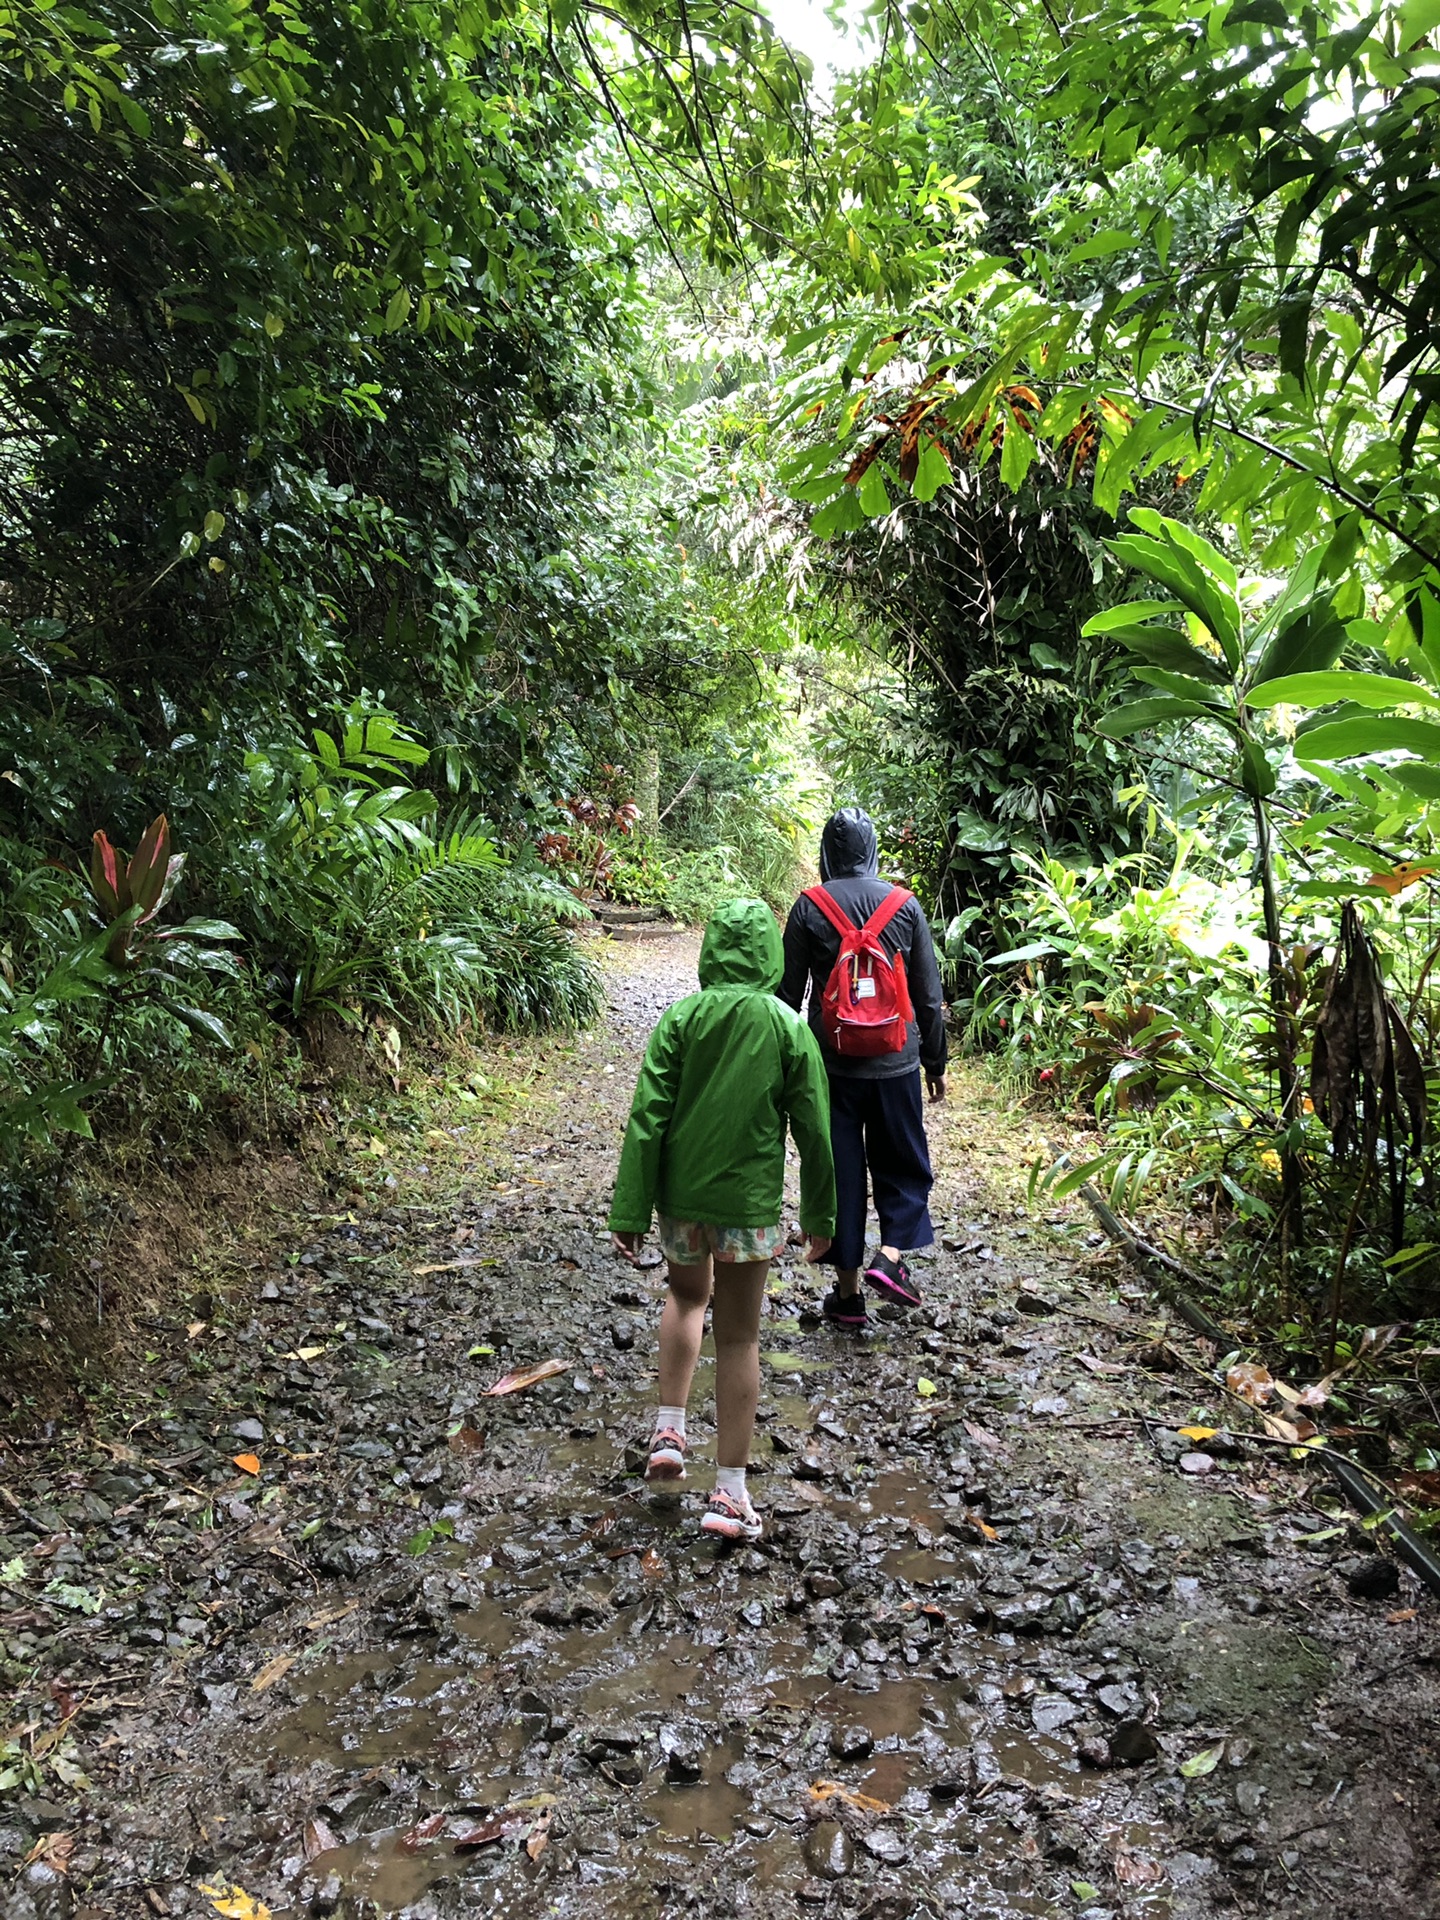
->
[4,0,1440,1454]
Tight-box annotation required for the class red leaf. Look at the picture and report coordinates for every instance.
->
[452,1819,506,1851]
[127,815,171,915]
[89,831,124,917]
[398,1813,446,1853]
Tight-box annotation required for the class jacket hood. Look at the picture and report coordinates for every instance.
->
[819,808,879,880]
[698,898,784,991]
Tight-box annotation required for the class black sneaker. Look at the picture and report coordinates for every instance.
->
[864,1252,922,1308]
[821,1286,869,1329]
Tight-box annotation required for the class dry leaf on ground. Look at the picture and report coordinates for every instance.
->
[249,1653,295,1693]
[398,1813,446,1852]
[302,1817,342,1861]
[808,1780,890,1813]
[24,1832,74,1874]
[483,1358,569,1397]
[1226,1363,1275,1405]
[199,1883,272,1920]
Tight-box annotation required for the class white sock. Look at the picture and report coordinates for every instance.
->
[656,1405,686,1440]
[714,1464,747,1502]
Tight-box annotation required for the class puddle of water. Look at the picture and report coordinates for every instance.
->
[453,1598,521,1652]
[640,1739,749,1848]
[766,1392,817,1427]
[857,1466,947,1528]
[761,1352,833,1375]
[275,1656,477,1767]
[581,1634,702,1714]
[308,1831,464,1914]
[881,1545,958,1585]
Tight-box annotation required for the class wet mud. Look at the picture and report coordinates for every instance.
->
[2,933,1437,1919]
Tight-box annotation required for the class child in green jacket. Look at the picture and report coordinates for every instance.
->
[610,898,836,1541]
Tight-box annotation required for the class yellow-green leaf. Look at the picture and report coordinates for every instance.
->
[917,1377,938,1397]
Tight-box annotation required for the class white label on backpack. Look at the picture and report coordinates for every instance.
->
[855,976,877,999]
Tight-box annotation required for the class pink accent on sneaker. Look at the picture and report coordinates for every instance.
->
[864,1254,922,1307]
[645,1426,687,1482]
[699,1488,763,1542]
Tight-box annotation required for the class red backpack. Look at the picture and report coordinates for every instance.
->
[802,884,916,1057]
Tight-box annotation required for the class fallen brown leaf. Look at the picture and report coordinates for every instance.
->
[1386,1607,1419,1625]
[483,1358,569,1397]
[526,1809,552,1861]
[962,1420,1002,1451]
[447,1425,485,1454]
[398,1812,447,1853]
[808,1780,890,1813]
[452,1818,507,1851]
[232,1453,261,1476]
[640,1548,667,1581]
[302,1816,342,1861]
[306,1599,360,1631]
[24,1831,73,1874]
[1226,1362,1275,1405]
[1114,1843,1165,1887]
[249,1653,295,1693]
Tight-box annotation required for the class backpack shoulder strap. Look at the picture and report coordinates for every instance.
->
[802,884,856,939]
[861,886,914,941]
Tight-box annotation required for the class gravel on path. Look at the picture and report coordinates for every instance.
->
[1,930,1436,1920]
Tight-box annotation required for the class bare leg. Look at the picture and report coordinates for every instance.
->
[835,1267,862,1297]
[710,1259,770,1469]
[657,1257,712,1412]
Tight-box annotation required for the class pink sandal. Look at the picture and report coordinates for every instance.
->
[645,1426,687,1482]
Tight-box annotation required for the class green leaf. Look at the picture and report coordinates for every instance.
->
[1246,671,1440,711]
[810,490,865,538]
[1094,697,1212,738]
[1297,715,1440,761]
[1384,763,1440,803]
[1051,1153,1114,1199]
[1082,600,1188,635]
[1130,668,1228,705]
[912,437,952,503]
[985,941,1060,968]
[1248,605,1348,687]
[1108,532,1241,670]
[1179,1742,1225,1778]
[857,464,890,517]
[1118,634,1232,684]
[1061,227,1140,267]
[203,510,226,542]
[385,286,411,330]
[168,1005,232,1047]
[1240,738,1277,798]
[1000,415,1035,490]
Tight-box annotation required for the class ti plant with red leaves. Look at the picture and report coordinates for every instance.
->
[87,814,188,965]
[0,816,238,1155]
[80,814,240,1043]
[538,788,641,897]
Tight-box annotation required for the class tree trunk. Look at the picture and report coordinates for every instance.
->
[1252,791,1304,1247]
[634,743,660,832]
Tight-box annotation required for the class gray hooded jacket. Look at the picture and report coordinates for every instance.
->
[777,809,948,1081]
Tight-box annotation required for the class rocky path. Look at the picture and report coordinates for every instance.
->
[3,931,1438,1920]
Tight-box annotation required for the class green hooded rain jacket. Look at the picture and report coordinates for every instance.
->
[608,898,836,1237]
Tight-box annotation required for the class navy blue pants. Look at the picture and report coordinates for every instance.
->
[822,1069,935,1271]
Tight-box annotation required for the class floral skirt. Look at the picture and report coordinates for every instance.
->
[656,1216,786,1267]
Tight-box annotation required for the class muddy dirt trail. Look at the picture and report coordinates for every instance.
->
[3,931,1438,1920]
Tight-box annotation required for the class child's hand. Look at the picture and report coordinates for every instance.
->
[611,1230,644,1263]
[926,1071,947,1103]
[803,1234,832,1263]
